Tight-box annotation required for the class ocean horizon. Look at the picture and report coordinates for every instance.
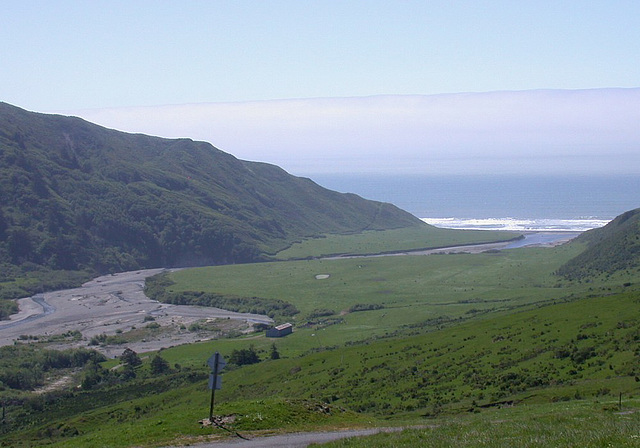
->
[310,173,640,232]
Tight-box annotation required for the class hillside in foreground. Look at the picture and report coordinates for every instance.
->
[1,280,638,447]
[1,208,639,446]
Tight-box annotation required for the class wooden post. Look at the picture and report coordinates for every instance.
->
[619,392,622,411]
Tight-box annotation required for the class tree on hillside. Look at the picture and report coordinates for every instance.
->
[269,343,280,360]
[81,360,107,390]
[120,348,141,367]
[229,346,260,366]
[119,363,136,380]
[150,354,170,374]
[7,229,33,264]
[0,210,7,241]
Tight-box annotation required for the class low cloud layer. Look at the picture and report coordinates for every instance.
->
[66,88,640,176]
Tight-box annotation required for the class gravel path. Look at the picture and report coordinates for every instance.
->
[164,427,407,448]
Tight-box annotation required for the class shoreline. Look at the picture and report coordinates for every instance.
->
[503,231,580,249]
[421,217,609,233]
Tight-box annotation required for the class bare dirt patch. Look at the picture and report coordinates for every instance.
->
[0,269,273,357]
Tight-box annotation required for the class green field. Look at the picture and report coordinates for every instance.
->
[3,272,638,447]
[273,225,520,259]
[161,241,594,354]
[3,233,640,447]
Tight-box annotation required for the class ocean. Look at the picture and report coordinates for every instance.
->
[309,173,640,232]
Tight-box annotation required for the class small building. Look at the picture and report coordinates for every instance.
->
[266,323,293,338]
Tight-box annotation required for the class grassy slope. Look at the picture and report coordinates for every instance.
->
[314,399,640,447]
[213,289,640,415]
[3,278,638,447]
[557,208,640,280]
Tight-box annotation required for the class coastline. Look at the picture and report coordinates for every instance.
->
[421,217,609,233]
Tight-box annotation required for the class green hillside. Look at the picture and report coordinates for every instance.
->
[2,283,638,447]
[1,220,639,446]
[218,289,639,417]
[3,100,640,447]
[557,208,640,280]
[0,102,421,304]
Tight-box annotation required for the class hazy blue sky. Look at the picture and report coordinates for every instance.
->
[74,89,640,175]
[2,1,639,175]
[3,0,639,110]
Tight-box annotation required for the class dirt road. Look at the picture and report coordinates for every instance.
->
[165,427,408,448]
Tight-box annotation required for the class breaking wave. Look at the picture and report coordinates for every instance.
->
[421,217,610,232]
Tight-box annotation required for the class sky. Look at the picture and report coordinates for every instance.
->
[2,1,640,175]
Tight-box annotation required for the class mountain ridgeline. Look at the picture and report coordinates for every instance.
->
[0,102,421,276]
[558,208,640,280]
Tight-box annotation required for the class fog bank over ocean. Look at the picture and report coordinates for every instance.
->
[311,173,640,232]
[67,88,640,177]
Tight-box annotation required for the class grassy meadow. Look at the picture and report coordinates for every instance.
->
[3,229,640,447]
[163,241,595,355]
[272,225,520,259]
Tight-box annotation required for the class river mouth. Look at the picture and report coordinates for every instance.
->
[324,231,577,260]
[504,232,580,249]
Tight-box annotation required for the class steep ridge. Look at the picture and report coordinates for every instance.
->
[0,102,421,275]
[557,208,640,279]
